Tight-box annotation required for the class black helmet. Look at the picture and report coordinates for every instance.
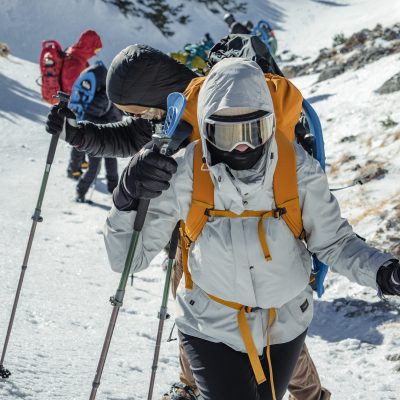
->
[223,13,235,27]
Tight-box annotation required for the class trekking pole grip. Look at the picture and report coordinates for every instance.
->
[134,199,150,232]
[46,91,70,165]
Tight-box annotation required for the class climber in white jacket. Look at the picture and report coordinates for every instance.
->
[104,58,399,400]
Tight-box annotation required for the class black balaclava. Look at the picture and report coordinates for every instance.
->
[106,44,198,109]
[206,140,264,170]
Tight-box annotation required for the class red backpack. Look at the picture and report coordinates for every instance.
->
[39,40,65,104]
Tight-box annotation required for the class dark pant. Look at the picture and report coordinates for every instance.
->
[179,329,307,400]
[77,156,118,195]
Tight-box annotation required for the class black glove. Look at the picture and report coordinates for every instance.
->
[113,145,177,211]
[377,260,400,296]
[45,105,81,145]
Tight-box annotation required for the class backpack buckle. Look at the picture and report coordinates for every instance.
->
[179,227,192,249]
[273,207,287,219]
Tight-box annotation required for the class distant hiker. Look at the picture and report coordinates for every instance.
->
[61,30,102,95]
[252,20,278,56]
[245,20,254,32]
[104,58,400,400]
[62,30,102,179]
[68,61,121,203]
[40,30,102,105]
[40,29,102,179]
[223,13,251,34]
[0,42,10,58]
[170,33,215,74]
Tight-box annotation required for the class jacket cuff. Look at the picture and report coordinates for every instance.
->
[113,177,139,211]
[66,122,83,147]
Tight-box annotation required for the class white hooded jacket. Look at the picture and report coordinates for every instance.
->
[104,58,392,354]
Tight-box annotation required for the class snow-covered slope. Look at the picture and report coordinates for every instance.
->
[291,55,400,400]
[0,55,180,399]
[0,1,400,399]
[1,0,399,65]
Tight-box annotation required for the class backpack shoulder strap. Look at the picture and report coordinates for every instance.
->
[264,74,304,238]
[181,140,214,289]
[274,130,303,238]
[184,141,214,242]
[182,77,206,142]
[264,73,303,141]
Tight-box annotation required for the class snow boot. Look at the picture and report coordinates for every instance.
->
[161,382,198,400]
[67,168,82,180]
[81,160,89,169]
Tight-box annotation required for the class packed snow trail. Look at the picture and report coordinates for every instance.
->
[1,0,400,397]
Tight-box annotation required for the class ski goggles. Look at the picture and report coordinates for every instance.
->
[205,110,275,152]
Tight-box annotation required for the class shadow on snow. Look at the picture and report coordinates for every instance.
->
[0,73,48,123]
[311,0,349,6]
[309,297,399,345]
[306,93,335,104]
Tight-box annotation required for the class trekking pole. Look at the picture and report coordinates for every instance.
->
[147,223,180,400]
[0,91,70,379]
[89,199,150,400]
[88,92,187,400]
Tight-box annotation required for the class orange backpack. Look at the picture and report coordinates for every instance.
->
[179,73,304,393]
[180,73,304,266]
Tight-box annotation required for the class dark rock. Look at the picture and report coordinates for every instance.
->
[0,42,10,58]
[383,23,400,41]
[317,65,345,82]
[377,72,400,94]
[340,135,357,143]
[341,30,369,53]
[386,354,400,362]
[281,64,310,78]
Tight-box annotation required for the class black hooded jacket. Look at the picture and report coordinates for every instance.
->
[71,45,197,157]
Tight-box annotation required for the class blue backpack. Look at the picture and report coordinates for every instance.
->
[69,61,102,121]
[302,100,329,297]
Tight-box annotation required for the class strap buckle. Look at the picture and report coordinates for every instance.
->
[179,227,192,249]
[273,207,286,219]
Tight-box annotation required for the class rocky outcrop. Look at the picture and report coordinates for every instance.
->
[281,23,400,81]
[376,72,400,94]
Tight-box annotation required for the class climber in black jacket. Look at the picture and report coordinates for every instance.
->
[46,44,198,158]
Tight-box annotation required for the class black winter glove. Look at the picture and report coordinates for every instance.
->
[377,260,400,296]
[45,105,81,146]
[113,145,178,211]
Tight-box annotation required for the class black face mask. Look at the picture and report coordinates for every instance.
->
[206,140,264,170]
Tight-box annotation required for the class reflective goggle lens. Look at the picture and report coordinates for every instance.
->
[205,111,275,152]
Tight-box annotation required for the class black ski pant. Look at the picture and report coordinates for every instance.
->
[77,156,118,195]
[68,147,86,172]
[179,329,307,400]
